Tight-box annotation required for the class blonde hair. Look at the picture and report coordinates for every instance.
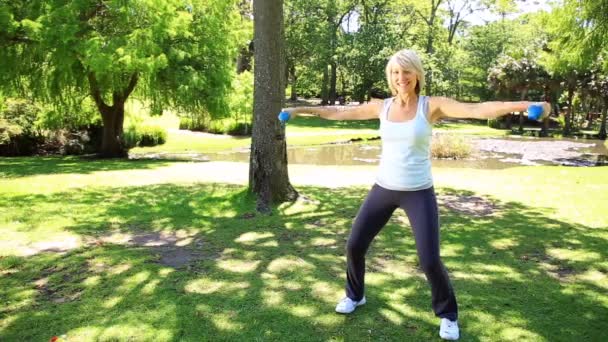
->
[385,49,426,95]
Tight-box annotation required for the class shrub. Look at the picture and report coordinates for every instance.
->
[1,98,41,136]
[124,124,167,148]
[431,134,472,159]
[487,118,502,129]
[0,118,22,145]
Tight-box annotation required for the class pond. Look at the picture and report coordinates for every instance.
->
[131,136,608,169]
[203,136,608,169]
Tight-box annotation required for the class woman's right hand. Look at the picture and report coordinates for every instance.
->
[278,108,298,122]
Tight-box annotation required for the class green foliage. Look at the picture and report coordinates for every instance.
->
[488,54,548,96]
[37,99,101,131]
[124,124,167,148]
[228,71,254,127]
[1,0,244,138]
[0,98,41,136]
[0,118,22,144]
[487,118,502,129]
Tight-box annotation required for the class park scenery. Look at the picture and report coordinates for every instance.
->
[1,0,607,341]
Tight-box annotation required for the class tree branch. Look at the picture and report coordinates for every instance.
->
[87,72,109,111]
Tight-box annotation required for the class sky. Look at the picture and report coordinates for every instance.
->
[340,0,557,33]
[466,0,556,26]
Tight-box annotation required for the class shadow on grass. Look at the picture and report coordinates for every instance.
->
[0,156,178,178]
[1,184,606,341]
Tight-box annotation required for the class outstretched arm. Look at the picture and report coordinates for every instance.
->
[282,101,382,121]
[428,97,550,123]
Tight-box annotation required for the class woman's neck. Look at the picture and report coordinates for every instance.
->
[395,91,418,108]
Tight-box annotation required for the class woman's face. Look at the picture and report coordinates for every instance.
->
[391,65,417,94]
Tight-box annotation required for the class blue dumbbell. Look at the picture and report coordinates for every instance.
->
[278,111,290,126]
[527,103,546,121]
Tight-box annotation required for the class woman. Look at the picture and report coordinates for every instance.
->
[281,49,550,341]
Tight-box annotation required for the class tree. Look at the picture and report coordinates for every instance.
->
[488,54,548,131]
[249,0,297,212]
[414,0,444,95]
[0,0,240,157]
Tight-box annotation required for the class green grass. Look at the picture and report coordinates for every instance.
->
[1,157,607,341]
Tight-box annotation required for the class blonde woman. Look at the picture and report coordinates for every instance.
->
[281,49,550,340]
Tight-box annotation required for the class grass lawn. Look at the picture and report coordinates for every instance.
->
[1,155,607,341]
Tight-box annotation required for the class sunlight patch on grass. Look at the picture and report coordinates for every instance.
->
[102,296,122,309]
[96,325,172,341]
[109,263,132,275]
[579,269,608,289]
[210,312,245,332]
[185,279,250,295]
[235,232,275,244]
[290,305,316,317]
[142,279,161,294]
[217,259,261,273]
[310,281,340,301]
[452,271,492,282]
[83,275,101,287]
[440,244,465,257]
[498,327,543,341]
[310,237,336,247]
[490,238,519,250]
[547,248,601,262]
[117,271,150,292]
[262,287,284,306]
[267,256,315,274]
[459,263,524,282]
[379,308,405,325]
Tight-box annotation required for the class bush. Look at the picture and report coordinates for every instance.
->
[124,124,167,148]
[431,134,472,159]
[487,118,502,129]
[0,118,22,145]
[1,98,41,136]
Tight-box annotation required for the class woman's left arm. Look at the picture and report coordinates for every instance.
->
[428,97,550,124]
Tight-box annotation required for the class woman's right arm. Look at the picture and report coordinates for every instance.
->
[283,101,382,121]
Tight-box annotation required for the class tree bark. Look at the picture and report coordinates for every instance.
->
[518,87,528,133]
[321,64,329,105]
[599,98,607,140]
[329,61,338,104]
[87,72,138,158]
[289,64,297,101]
[250,0,298,213]
[565,87,574,135]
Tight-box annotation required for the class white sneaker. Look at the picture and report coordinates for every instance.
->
[439,318,459,340]
[335,296,366,314]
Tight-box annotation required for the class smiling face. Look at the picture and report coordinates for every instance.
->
[385,49,426,96]
[390,66,418,95]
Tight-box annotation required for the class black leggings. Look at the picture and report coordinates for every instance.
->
[345,184,458,321]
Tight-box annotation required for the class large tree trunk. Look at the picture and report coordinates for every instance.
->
[518,88,528,134]
[87,72,138,158]
[289,64,297,101]
[329,61,337,105]
[540,86,551,137]
[250,0,297,213]
[599,98,608,140]
[99,104,127,158]
[321,64,329,105]
[565,87,574,135]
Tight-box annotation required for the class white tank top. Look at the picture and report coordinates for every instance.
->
[375,96,433,191]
